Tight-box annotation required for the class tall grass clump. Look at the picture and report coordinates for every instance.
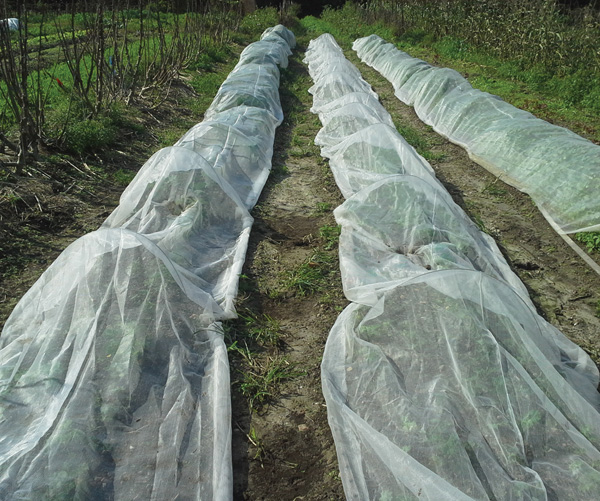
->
[238,7,279,40]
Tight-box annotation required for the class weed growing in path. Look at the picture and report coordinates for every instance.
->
[239,353,304,411]
[237,309,283,347]
[482,178,507,198]
[315,202,332,213]
[285,250,335,296]
[319,224,341,251]
[247,427,266,462]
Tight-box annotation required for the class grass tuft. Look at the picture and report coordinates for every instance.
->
[237,309,283,347]
[229,342,304,411]
[285,250,335,296]
[319,224,341,251]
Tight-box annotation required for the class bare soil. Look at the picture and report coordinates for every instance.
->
[229,52,347,500]
[0,37,599,501]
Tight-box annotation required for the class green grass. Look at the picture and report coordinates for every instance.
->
[237,7,279,40]
[227,336,304,411]
[24,9,229,41]
[482,179,507,198]
[395,123,443,162]
[285,250,336,296]
[247,426,266,462]
[238,355,304,410]
[319,224,341,251]
[272,163,289,176]
[112,168,136,187]
[189,70,232,114]
[237,309,283,347]
[315,202,332,213]
[300,4,396,48]
[61,113,119,154]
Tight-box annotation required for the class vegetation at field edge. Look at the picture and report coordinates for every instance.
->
[0,0,242,173]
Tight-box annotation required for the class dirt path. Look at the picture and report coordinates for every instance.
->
[228,50,346,500]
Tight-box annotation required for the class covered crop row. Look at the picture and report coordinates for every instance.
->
[353,35,600,235]
[306,33,600,500]
[0,25,295,500]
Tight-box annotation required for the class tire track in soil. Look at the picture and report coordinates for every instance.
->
[346,50,600,364]
[229,49,347,500]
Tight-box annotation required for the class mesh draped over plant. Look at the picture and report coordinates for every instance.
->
[0,25,295,500]
[306,33,600,500]
[354,34,600,234]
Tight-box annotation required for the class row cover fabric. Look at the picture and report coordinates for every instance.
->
[0,18,19,31]
[305,34,529,307]
[324,272,600,501]
[353,34,600,234]
[0,25,295,500]
[306,33,600,500]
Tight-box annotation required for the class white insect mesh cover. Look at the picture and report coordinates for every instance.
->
[204,63,284,124]
[321,121,438,198]
[334,175,531,307]
[261,24,296,49]
[354,34,600,234]
[307,33,600,500]
[175,111,279,210]
[0,229,232,500]
[314,101,396,150]
[323,272,600,501]
[102,146,254,315]
[0,24,296,499]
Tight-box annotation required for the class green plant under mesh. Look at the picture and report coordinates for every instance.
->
[576,232,600,254]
